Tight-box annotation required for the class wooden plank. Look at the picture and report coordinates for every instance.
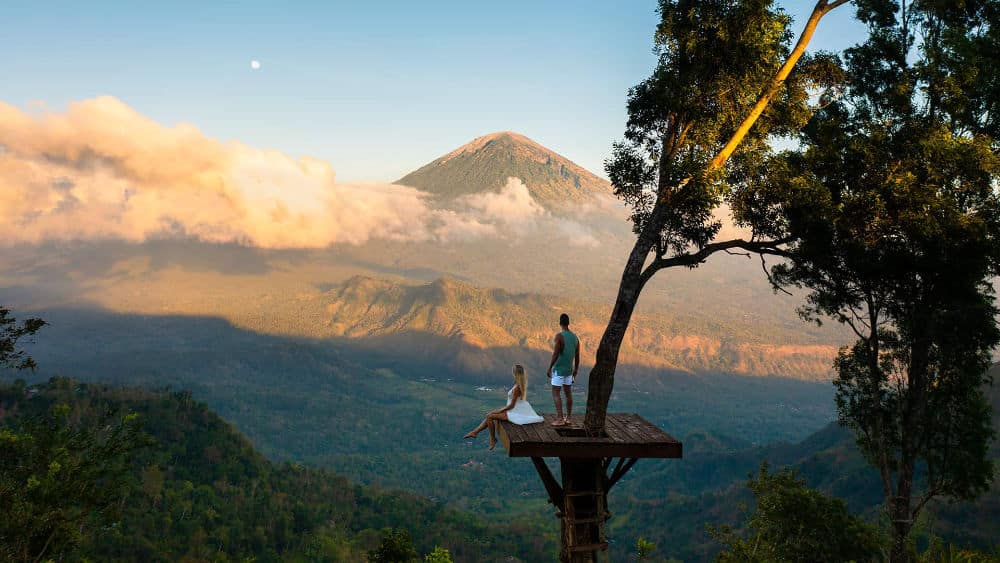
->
[603,415,629,443]
[520,422,546,444]
[509,423,528,442]
[539,414,565,443]
[632,415,663,444]
[564,516,606,524]
[506,441,681,459]
[499,413,683,459]
[569,542,608,552]
[634,413,679,441]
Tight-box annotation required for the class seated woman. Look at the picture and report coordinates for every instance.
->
[464,364,544,450]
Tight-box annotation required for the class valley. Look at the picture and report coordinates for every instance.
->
[3,130,995,561]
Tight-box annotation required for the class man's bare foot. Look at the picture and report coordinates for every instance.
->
[463,431,476,439]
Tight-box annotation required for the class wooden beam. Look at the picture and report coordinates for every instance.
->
[607,458,639,489]
[531,456,564,507]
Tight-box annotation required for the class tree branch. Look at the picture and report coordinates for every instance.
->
[760,254,794,296]
[912,486,941,520]
[640,236,794,283]
[708,0,850,170]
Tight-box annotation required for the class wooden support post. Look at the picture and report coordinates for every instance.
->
[496,415,682,561]
[559,458,608,563]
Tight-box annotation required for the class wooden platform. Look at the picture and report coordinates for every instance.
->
[497,413,682,459]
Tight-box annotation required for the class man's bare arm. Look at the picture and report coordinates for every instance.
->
[573,339,580,377]
[548,333,564,375]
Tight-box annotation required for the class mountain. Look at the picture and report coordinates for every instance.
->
[321,275,839,380]
[395,131,612,209]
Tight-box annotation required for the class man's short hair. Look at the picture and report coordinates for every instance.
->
[559,313,570,327]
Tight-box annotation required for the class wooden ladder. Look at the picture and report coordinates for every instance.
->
[562,490,609,561]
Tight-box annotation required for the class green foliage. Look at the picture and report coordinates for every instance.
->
[0,380,146,562]
[768,1,1000,558]
[711,463,881,563]
[423,546,454,563]
[368,528,419,562]
[607,0,838,246]
[0,377,553,562]
[637,536,657,560]
[0,306,45,370]
[919,537,1000,563]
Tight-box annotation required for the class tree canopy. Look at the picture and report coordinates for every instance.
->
[0,307,45,371]
[586,0,850,432]
[766,1,1000,560]
[712,463,880,563]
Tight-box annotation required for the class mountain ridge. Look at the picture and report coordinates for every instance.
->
[320,275,839,380]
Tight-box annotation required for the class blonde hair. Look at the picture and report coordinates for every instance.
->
[512,364,528,400]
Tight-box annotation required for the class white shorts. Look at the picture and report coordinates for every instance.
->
[551,370,573,387]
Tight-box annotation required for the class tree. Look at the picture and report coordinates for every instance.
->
[584,0,849,433]
[768,1,1000,561]
[637,537,657,561]
[712,463,880,563]
[0,388,146,562]
[368,528,420,563]
[423,546,454,563]
[0,306,45,371]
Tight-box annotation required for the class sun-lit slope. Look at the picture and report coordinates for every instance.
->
[320,276,840,380]
[395,131,612,208]
[0,236,848,381]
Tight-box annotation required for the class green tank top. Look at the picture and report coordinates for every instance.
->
[554,329,578,375]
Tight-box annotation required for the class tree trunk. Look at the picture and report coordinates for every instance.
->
[889,328,928,563]
[889,490,914,563]
[584,231,655,434]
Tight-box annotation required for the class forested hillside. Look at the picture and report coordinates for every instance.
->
[607,365,1000,561]
[0,378,554,562]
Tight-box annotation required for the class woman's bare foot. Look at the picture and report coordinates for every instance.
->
[463,431,476,439]
[551,418,567,426]
[489,436,497,450]
[563,417,571,426]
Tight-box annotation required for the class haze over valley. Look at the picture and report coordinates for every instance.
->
[2,118,853,558]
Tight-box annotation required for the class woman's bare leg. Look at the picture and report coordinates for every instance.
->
[487,420,497,450]
[464,416,491,439]
[487,411,508,450]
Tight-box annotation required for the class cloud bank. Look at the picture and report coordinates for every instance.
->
[0,97,607,249]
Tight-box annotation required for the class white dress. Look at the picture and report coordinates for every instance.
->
[506,387,544,425]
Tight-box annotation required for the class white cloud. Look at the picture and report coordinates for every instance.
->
[0,97,616,249]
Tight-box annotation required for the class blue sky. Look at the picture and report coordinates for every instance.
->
[2,1,867,182]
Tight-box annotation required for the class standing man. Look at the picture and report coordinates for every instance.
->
[548,313,579,426]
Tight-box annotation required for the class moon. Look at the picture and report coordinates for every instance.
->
[250,60,261,70]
